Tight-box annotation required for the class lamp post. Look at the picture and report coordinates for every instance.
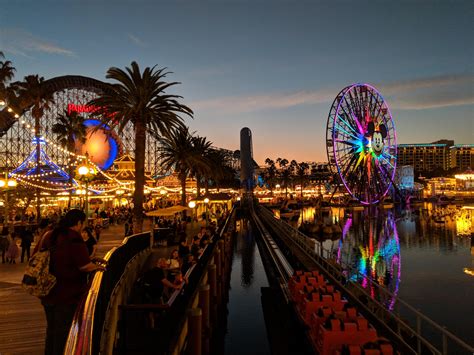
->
[203,197,210,227]
[76,153,97,220]
[188,200,196,223]
[0,174,17,224]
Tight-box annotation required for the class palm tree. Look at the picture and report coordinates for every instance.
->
[52,110,87,208]
[263,158,277,196]
[15,75,55,222]
[191,135,213,197]
[0,52,16,100]
[159,127,208,206]
[89,62,192,233]
[295,162,309,199]
[203,148,231,193]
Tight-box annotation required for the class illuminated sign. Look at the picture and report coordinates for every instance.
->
[67,103,98,115]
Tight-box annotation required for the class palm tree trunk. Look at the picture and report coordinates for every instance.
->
[196,174,201,197]
[67,140,74,209]
[133,120,146,233]
[180,173,187,206]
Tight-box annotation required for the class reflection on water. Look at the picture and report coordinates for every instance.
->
[240,225,257,287]
[224,219,270,355]
[286,203,474,344]
[337,212,401,310]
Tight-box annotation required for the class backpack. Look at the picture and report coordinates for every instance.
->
[21,231,59,298]
[22,247,57,297]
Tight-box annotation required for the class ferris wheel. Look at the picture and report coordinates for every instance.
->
[326,84,397,205]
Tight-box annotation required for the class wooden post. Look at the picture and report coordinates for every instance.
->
[208,264,217,299]
[208,264,218,327]
[215,249,222,302]
[187,308,202,355]
[215,248,222,279]
[199,284,210,330]
[199,284,210,354]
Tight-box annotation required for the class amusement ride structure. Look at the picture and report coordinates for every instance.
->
[326,84,398,205]
[0,75,166,194]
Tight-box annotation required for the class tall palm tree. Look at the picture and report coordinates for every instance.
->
[52,110,87,208]
[0,52,16,100]
[15,75,55,222]
[295,162,309,198]
[89,62,192,233]
[263,158,277,196]
[191,135,213,197]
[159,127,208,206]
[203,148,229,193]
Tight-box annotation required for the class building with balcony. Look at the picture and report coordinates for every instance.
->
[397,143,451,173]
[450,144,473,171]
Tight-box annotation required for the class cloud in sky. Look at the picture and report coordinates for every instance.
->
[191,73,474,113]
[0,28,75,57]
[127,34,147,47]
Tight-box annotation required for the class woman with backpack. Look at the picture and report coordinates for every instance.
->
[39,209,106,355]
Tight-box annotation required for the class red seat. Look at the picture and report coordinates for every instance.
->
[315,322,378,355]
[302,296,347,325]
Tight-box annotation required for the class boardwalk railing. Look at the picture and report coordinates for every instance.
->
[118,209,235,354]
[65,231,152,355]
[257,205,474,355]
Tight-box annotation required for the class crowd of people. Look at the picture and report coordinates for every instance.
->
[141,224,219,305]
[1,202,228,354]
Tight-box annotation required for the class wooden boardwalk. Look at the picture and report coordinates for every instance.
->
[0,219,202,354]
[0,223,137,355]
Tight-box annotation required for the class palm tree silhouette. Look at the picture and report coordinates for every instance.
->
[0,51,16,101]
[159,127,209,206]
[89,62,192,232]
[15,75,55,221]
[52,110,87,208]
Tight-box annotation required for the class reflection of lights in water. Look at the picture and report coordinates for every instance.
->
[337,212,401,310]
[456,217,472,236]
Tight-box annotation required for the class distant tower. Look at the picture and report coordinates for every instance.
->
[240,127,255,192]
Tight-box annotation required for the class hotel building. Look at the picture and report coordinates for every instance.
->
[398,140,473,174]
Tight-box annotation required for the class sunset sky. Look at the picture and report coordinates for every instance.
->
[1,0,473,164]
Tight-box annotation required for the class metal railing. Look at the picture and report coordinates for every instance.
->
[65,231,152,355]
[257,205,474,355]
[117,208,236,354]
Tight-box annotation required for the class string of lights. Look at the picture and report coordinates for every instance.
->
[1,98,173,196]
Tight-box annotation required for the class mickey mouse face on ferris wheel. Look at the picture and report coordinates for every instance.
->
[366,121,387,155]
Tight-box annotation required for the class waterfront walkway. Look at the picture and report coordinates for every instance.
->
[0,220,203,355]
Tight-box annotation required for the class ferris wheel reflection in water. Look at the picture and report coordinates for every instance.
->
[336,211,401,311]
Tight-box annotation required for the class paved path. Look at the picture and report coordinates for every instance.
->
[0,219,203,355]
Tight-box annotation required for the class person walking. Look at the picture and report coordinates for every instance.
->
[6,235,19,264]
[0,225,9,264]
[20,227,34,263]
[39,209,105,355]
[94,223,101,242]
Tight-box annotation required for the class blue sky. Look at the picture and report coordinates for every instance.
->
[1,0,473,163]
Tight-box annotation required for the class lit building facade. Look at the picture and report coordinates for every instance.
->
[450,144,473,171]
[398,143,451,173]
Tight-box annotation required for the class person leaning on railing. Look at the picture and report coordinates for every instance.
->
[37,209,106,355]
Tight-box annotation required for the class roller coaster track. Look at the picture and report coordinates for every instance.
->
[251,203,474,355]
